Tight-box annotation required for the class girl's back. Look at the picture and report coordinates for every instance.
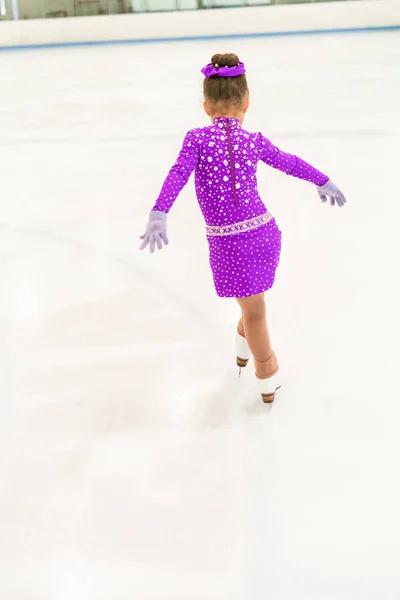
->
[154,115,328,228]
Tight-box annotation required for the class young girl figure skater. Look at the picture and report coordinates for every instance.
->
[140,53,346,404]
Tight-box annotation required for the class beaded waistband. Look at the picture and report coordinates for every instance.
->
[206,212,273,237]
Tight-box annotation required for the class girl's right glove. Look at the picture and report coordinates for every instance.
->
[140,210,168,253]
[317,179,347,207]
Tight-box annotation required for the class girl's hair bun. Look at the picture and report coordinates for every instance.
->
[204,52,248,111]
[211,53,240,68]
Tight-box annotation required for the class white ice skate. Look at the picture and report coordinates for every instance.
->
[257,371,281,404]
[235,333,251,370]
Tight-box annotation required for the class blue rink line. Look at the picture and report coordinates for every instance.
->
[0,24,399,52]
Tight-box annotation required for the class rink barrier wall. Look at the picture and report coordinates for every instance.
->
[0,0,399,50]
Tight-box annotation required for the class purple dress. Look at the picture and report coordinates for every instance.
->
[153,117,328,298]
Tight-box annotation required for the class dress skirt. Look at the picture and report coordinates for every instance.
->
[207,218,282,298]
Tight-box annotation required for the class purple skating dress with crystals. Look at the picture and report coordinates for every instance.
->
[153,117,328,298]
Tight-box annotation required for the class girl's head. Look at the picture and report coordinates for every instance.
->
[202,53,249,124]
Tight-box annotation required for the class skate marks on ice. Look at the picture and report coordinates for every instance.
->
[14,284,262,439]
[15,290,199,434]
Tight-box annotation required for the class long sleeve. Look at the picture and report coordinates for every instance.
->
[258,133,329,186]
[152,131,199,214]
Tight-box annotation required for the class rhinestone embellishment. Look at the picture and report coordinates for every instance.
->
[206,211,273,237]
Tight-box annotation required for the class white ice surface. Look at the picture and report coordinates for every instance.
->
[1,31,400,600]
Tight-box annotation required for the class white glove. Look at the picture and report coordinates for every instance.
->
[140,211,168,253]
[317,179,346,207]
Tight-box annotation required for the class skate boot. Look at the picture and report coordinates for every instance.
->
[236,332,251,369]
[236,319,251,369]
[257,371,281,403]
[255,355,281,403]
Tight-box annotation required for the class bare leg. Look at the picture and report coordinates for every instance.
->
[236,294,278,379]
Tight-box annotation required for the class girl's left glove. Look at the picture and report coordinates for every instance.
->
[317,179,347,207]
[140,211,168,253]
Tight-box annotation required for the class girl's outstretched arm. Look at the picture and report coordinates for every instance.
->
[258,133,328,185]
[258,133,346,207]
[140,131,198,253]
[152,131,199,214]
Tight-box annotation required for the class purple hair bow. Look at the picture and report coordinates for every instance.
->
[201,62,246,78]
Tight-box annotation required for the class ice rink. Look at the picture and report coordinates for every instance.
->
[1,29,400,599]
